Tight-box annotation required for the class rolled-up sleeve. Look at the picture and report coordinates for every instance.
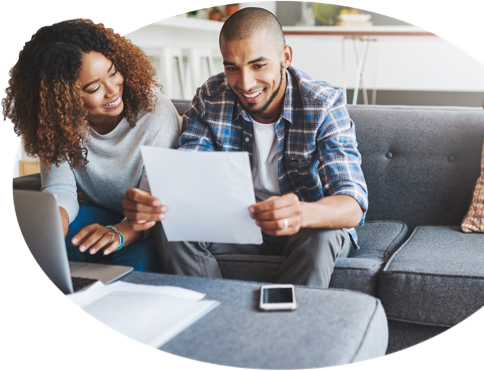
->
[176,87,217,152]
[316,92,368,225]
[40,160,79,223]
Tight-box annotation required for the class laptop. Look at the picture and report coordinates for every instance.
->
[13,190,133,294]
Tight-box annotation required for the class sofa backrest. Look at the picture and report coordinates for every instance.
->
[172,100,484,230]
[348,105,484,230]
[172,100,191,117]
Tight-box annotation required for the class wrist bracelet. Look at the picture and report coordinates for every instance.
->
[106,225,125,251]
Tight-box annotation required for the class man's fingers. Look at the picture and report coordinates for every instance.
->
[250,194,302,236]
[251,202,301,222]
[256,217,291,231]
[253,208,290,221]
[250,194,299,214]
[256,215,301,236]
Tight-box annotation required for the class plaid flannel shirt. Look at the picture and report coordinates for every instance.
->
[176,65,368,246]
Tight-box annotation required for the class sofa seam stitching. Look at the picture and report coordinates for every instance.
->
[386,316,452,328]
[350,300,380,363]
[381,270,484,280]
[381,227,419,273]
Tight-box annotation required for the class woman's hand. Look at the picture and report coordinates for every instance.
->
[71,223,121,256]
[122,188,167,231]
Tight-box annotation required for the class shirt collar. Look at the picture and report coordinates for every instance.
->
[281,67,296,125]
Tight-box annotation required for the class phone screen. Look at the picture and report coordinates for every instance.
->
[263,287,294,303]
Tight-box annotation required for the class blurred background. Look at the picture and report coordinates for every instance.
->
[15,2,484,177]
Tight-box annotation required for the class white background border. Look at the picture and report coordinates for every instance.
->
[2,1,484,370]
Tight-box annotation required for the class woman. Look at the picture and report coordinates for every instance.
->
[3,19,181,271]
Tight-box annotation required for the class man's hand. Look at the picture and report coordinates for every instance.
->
[122,188,167,231]
[249,193,302,236]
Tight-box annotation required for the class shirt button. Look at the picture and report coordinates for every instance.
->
[245,137,250,142]
[448,156,455,162]
[386,152,393,159]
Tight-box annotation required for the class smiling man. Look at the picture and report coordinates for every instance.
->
[122,7,368,288]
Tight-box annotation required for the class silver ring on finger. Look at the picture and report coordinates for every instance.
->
[282,218,288,230]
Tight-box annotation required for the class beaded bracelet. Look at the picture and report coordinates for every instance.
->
[106,225,125,251]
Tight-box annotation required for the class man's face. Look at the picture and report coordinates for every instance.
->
[220,30,292,119]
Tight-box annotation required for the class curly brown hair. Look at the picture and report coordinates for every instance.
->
[2,19,160,168]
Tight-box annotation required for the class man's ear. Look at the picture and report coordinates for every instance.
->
[282,45,293,69]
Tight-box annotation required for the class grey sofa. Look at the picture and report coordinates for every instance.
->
[13,101,484,355]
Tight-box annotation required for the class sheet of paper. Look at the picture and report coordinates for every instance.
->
[69,281,207,306]
[141,146,263,244]
[69,282,219,348]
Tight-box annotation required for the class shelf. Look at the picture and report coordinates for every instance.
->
[151,17,433,37]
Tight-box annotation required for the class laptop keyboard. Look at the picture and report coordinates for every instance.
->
[71,276,99,292]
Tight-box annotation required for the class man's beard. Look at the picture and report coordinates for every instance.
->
[242,65,284,117]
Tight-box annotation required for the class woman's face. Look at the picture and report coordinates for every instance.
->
[77,51,124,129]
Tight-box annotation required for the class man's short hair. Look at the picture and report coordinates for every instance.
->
[219,7,286,53]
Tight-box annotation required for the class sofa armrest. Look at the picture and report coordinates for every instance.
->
[13,173,41,191]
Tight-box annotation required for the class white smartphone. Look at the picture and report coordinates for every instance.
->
[259,284,297,311]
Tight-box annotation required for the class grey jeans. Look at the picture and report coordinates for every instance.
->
[154,224,351,288]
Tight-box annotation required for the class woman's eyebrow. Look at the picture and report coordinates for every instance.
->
[82,63,114,90]
[82,79,99,90]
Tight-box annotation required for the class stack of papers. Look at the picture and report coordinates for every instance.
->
[69,282,219,348]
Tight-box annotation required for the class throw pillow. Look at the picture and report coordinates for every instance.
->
[461,141,484,233]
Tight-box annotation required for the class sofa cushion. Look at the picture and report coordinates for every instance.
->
[379,226,484,327]
[330,221,408,296]
[461,141,484,233]
[217,220,408,297]
[351,220,408,260]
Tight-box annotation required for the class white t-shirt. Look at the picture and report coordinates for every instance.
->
[250,116,282,202]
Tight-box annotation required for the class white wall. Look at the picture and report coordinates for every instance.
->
[127,17,484,101]
[288,35,484,92]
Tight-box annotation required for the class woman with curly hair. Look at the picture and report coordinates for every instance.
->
[3,19,181,271]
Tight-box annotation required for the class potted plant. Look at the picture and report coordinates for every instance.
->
[209,6,223,21]
[225,3,240,17]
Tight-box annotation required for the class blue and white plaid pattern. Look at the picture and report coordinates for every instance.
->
[176,65,368,245]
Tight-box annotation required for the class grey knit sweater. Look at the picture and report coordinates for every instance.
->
[41,93,181,223]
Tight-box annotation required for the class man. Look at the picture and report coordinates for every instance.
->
[122,7,368,288]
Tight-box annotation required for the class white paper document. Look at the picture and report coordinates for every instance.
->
[69,282,220,348]
[141,146,263,244]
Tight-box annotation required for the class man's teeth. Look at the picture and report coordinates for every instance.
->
[244,91,261,98]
